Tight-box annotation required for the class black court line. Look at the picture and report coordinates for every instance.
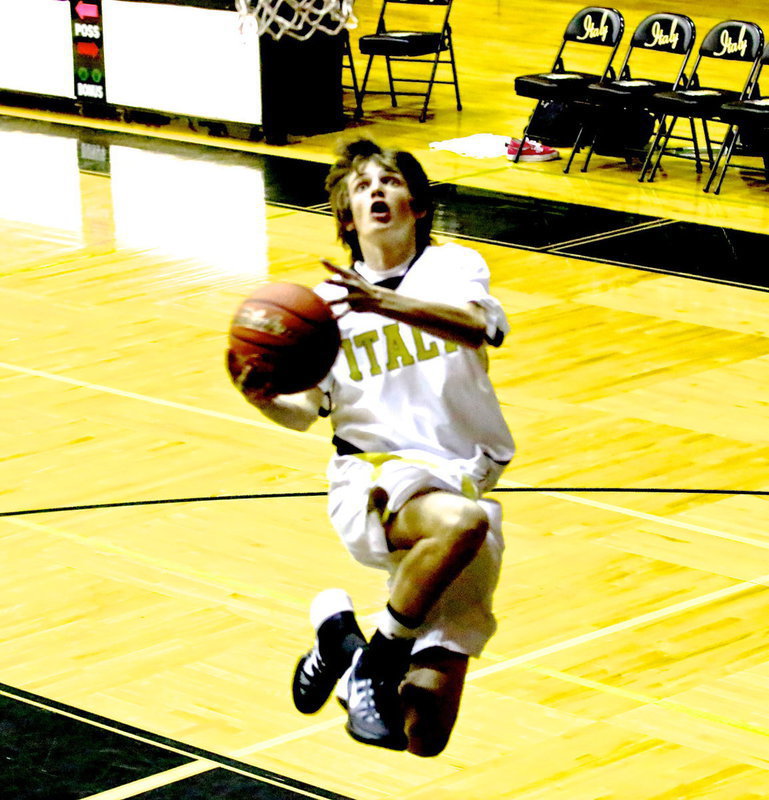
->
[430,182,666,251]
[4,484,765,798]
[537,219,677,251]
[0,683,354,800]
[554,221,769,290]
[3,484,765,797]
[2,111,768,797]
[2,486,767,520]
[2,112,769,290]
[544,251,769,294]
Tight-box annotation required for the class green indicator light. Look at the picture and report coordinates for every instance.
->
[91,68,102,82]
[78,67,89,81]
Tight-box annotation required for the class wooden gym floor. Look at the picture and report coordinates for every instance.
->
[1,0,769,797]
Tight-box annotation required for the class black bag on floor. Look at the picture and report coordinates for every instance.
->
[592,107,655,156]
[737,122,769,157]
[526,99,654,155]
[525,99,582,147]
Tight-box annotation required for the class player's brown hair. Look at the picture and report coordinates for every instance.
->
[325,138,434,262]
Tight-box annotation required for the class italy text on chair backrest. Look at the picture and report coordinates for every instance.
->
[511,7,624,164]
[705,42,769,193]
[640,19,764,183]
[565,12,696,173]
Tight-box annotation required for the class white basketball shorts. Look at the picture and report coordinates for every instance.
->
[326,450,505,658]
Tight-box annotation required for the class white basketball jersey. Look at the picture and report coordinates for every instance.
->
[314,243,515,467]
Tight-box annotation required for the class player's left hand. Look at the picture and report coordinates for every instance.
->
[322,259,386,316]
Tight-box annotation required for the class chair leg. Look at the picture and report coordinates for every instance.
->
[712,125,740,195]
[648,115,678,182]
[384,56,397,107]
[701,118,715,167]
[419,51,442,123]
[358,54,376,117]
[510,123,531,164]
[564,124,587,174]
[689,117,702,174]
[704,124,731,192]
[639,115,665,182]
[343,35,362,118]
[447,40,462,111]
[581,130,599,173]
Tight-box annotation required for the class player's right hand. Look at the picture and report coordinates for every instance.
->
[226,350,279,404]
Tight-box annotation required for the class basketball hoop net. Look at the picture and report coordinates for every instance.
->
[236,0,356,41]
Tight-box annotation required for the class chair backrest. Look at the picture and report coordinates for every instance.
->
[747,43,769,98]
[631,13,696,55]
[549,7,624,82]
[615,13,695,86]
[563,7,624,48]
[699,20,763,62]
[687,20,765,99]
[374,0,453,34]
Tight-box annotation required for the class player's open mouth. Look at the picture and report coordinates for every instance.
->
[370,200,391,222]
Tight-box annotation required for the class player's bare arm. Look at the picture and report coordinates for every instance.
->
[322,260,487,349]
[245,388,323,431]
[234,362,323,431]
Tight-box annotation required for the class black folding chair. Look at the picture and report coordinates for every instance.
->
[511,6,625,164]
[705,43,769,193]
[355,0,460,123]
[640,20,765,183]
[565,12,696,173]
[341,29,362,112]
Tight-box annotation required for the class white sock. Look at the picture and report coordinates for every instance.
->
[377,603,421,640]
[310,588,354,631]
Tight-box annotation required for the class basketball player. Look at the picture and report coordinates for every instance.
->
[235,138,514,757]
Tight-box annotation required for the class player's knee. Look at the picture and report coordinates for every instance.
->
[402,684,453,757]
[444,502,488,564]
[408,730,451,757]
[406,709,452,756]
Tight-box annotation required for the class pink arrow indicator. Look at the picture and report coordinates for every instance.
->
[75,1,99,19]
[77,42,100,57]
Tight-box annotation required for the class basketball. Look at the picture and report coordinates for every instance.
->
[227,282,341,395]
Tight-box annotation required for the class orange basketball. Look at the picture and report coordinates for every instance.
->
[227,282,341,395]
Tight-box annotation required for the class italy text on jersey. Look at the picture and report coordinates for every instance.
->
[339,323,459,381]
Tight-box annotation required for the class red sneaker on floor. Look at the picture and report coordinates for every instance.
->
[507,138,560,162]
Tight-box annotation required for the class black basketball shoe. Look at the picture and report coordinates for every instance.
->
[292,590,365,715]
[292,640,341,714]
[343,647,409,751]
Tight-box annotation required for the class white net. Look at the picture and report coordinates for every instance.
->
[236,0,356,42]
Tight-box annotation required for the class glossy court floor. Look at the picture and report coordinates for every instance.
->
[3,2,769,796]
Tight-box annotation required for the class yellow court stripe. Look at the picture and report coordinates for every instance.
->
[520,663,769,741]
[79,763,217,800]
[468,575,769,681]
[76,718,346,800]
[8,516,310,611]
[18,505,766,670]
[0,361,326,443]
[17,578,769,800]
[0,103,334,166]
[0,688,218,770]
[79,755,339,800]
[2,360,765,554]
[76,578,769,800]
[498,478,769,551]
[230,715,345,756]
